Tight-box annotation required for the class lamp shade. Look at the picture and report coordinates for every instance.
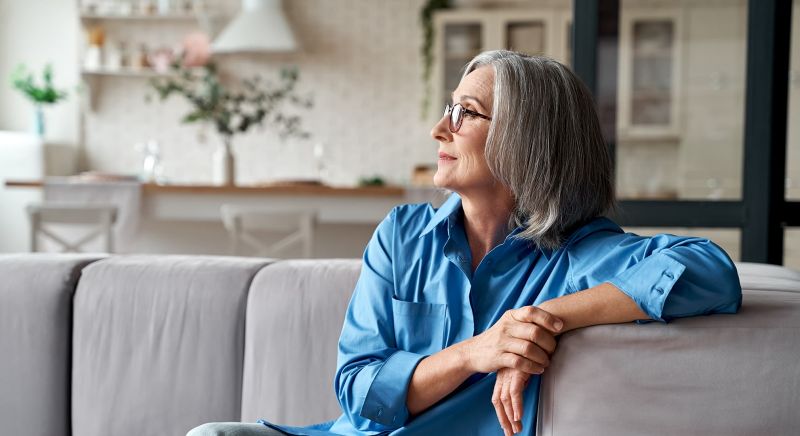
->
[212,0,297,53]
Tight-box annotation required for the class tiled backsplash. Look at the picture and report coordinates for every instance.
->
[82,0,436,186]
[68,0,800,199]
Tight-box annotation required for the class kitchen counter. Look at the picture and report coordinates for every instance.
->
[4,179,443,224]
[5,180,405,196]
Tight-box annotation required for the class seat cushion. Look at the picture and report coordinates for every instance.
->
[71,255,271,436]
[537,264,800,435]
[240,259,361,426]
[0,254,102,436]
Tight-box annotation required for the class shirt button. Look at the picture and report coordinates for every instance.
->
[654,287,664,294]
[664,272,674,279]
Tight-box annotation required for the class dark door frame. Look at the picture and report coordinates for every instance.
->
[572,0,796,264]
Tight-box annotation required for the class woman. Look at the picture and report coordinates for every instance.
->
[188,50,741,436]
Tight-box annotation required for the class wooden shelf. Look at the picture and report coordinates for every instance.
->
[81,68,174,78]
[79,13,199,22]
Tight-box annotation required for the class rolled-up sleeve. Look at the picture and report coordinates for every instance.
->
[569,233,743,322]
[333,208,426,432]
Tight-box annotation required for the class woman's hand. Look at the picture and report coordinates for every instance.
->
[492,368,531,435]
[461,306,562,375]
[487,304,562,435]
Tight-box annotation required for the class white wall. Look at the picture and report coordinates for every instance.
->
[0,0,80,143]
[0,0,80,253]
[79,0,435,186]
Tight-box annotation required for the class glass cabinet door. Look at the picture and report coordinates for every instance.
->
[505,20,547,55]
[630,20,675,127]
[442,23,483,108]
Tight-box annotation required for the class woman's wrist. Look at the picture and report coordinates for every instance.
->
[407,340,478,415]
[451,339,476,374]
[536,300,571,335]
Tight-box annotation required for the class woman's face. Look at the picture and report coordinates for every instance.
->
[430,66,496,195]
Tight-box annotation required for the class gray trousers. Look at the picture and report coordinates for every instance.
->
[186,422,288,436]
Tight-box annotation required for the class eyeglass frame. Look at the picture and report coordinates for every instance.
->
[443,103,492,133]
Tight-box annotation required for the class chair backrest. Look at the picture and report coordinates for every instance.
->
[220,205,317,258]
[26,204,118,253]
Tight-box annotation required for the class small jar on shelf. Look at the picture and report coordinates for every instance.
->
[138,0,158,16]
[130,43,151,70]
[84,25,106,70]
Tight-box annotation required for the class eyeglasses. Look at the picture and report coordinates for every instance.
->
[443,103,492,133]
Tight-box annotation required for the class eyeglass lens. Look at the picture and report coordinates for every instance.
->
[444,104,463,133]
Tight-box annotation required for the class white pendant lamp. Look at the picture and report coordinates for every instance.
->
[212,0,298,53]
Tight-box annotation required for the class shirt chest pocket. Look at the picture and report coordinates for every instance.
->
[391,297,448,355]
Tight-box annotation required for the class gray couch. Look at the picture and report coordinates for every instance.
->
[1,254,799,436]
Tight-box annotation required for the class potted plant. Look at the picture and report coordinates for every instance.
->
[148,61,312,186]
[10,63,69,137]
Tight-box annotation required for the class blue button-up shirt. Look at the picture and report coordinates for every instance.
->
[260,193,742,435]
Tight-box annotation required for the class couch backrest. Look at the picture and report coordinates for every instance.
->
[240,259,361,426]
[0,254,102,436]
[537,262,800,435]
[70,255,271,436]
[4,254,798,436]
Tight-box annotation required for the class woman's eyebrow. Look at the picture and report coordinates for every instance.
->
[451,93,486,110]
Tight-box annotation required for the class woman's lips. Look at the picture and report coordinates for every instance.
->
[438,152,456,161]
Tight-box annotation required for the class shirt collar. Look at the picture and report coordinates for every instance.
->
[419,192,462,238]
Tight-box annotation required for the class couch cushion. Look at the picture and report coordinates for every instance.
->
[734,261,800,292]
[71,255,271,436]
[0,254,102,436]
[537,264,800,435]
[240,259,361,426]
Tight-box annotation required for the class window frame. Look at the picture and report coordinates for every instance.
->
[572,0,796,264]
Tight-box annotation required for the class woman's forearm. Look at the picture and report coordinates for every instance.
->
[538,282,650,333]
[406,341,474,416]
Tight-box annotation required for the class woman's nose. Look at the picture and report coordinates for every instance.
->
[430,114,452,143]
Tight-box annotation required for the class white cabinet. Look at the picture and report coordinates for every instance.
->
[431,8,572,119]
[617,7,683,141]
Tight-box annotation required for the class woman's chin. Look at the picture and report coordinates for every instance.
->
[432,173,451,190]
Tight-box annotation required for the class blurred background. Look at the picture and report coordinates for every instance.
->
[0,0,797,268]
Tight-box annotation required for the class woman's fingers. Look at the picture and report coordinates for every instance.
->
[492,371,514,436]
[511,305,563,333]
[506,323,558,355]
[509,370,528,424]
[495,368,535,435]
[504,337,550,367]
[500,373,517,434]
[501,352,546,375]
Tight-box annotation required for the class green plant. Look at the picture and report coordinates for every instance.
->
[148,61,312,144]
[358,176,386,187]
[10,63,68,105]
[420,0,451,119]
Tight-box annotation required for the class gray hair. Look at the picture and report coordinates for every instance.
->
[463,50,616,251]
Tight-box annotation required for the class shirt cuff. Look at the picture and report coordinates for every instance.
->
[606,252,687,322]
[359,350,427,427]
